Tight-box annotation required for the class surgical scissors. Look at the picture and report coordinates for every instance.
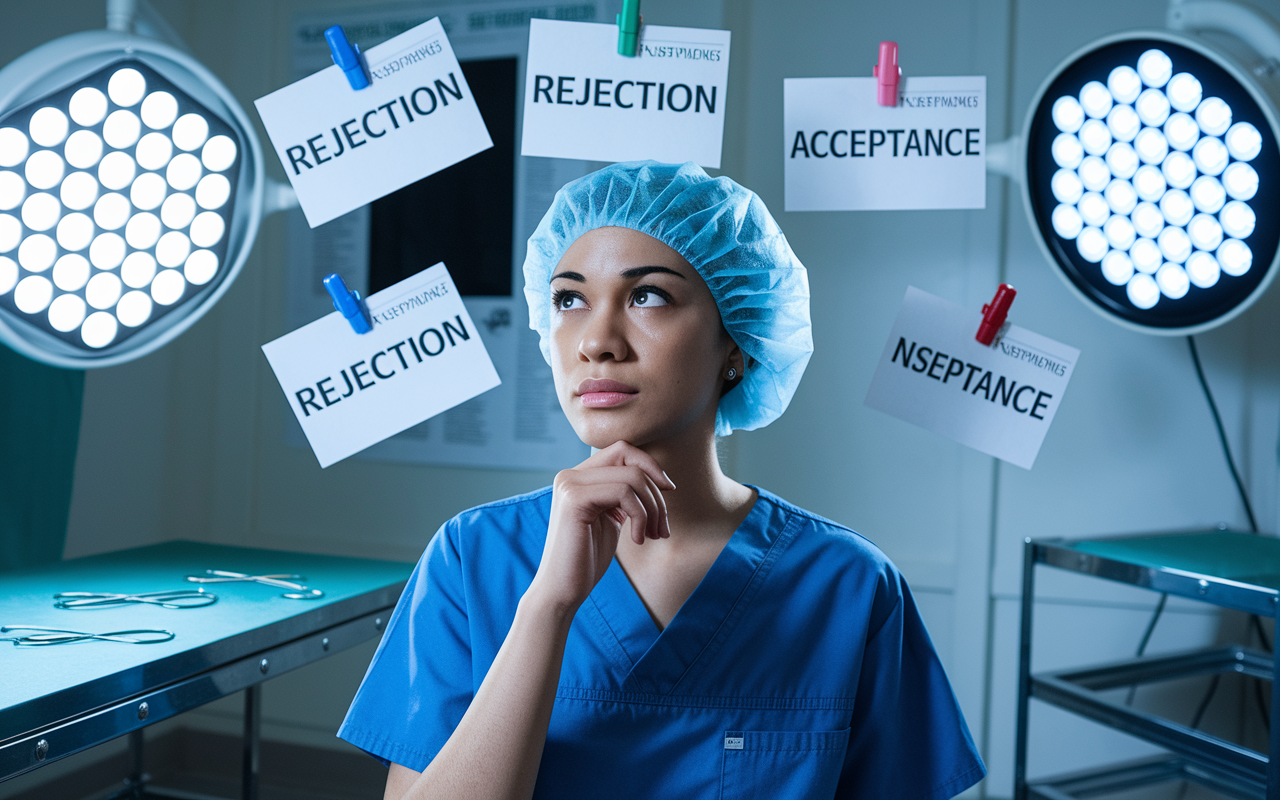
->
[53,589,217,610]
[185,570,324,599]
[1,626,176,646]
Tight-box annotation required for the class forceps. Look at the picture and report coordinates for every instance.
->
[0,626,176,646]
[53,589,218,610]
[185,570,325,599]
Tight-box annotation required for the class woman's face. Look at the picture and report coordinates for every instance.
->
[550,226,740,450]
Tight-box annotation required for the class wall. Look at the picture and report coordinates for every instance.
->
[5,0,1278,797]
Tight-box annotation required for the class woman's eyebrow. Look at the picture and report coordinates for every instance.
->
[551,271,586,282]
[620,265,686,279]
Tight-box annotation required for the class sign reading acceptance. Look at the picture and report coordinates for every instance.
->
[254,17,493,227]
[521,19,731,168]
[784,76,986,211]
[864,287,1079,470]
[262,263,501,468]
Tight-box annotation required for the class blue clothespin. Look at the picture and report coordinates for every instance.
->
[617,0,641,57]
[325,26,370,90]
[323,273,373,334]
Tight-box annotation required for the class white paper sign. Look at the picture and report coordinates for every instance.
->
[262,263,501,468]
[521,19,731,167]
[864,287,1079,469]
[254,17,493,228]
[784,76,986,211]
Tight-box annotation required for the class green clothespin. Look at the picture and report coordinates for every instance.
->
[617,0,641,56]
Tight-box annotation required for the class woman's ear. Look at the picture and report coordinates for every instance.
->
[726,345,744,379]
[719,341,745,397]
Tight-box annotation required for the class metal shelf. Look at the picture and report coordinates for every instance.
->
[1015,531,1280,800]
[1027,755,1264,800]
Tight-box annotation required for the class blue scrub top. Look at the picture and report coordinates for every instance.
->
[339,487,985,799]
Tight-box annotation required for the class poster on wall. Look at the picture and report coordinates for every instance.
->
[284,0,595,470]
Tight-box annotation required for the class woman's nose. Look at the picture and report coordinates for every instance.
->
[578,306,629,363]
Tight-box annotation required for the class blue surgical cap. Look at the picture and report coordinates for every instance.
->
[523,161,813,436]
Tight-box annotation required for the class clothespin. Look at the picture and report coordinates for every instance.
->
[617,0,642,57]
[976,283,1016,346]
[873,41,900,107]
[325,26,370,90]
[323,273,373,334]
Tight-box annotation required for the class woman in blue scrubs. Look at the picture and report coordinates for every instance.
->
[339,162,985,799]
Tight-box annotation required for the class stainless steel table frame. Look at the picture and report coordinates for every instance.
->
[1014,532,1280,800]
[0,541,413,799]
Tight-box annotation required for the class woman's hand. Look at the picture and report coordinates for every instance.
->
[527,441,675,614]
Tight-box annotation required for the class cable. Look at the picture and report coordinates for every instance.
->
[1253,614,1273,652]
[1187,336,1258,533]
[1187,336,1270,738]
[1131,339,1264,725]
[1189,674,1221,730]
[1126,593,1168,706]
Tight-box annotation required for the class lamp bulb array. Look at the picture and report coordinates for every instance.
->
[1047,48,1260,310]
[0,64,238,349]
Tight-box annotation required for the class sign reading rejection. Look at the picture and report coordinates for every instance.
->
[784,76,986,211]
[864,287,1078,469]
[255,17,493,227]
[262,263,501,468]
[521,19,731,168]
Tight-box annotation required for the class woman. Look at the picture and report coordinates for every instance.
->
[338,162,984,799]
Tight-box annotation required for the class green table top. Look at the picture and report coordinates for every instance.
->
[0,540,413,735]
[1071,531,1280,590]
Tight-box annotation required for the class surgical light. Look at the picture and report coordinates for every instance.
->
[0,26,266,367]
[1022,32,1280,333]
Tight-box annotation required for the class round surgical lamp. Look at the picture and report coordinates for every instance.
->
[1019,22,1280,335]
[0,27,265,367]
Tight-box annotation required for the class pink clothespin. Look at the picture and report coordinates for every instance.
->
[976,284,1017,346]
[873,41,900,107]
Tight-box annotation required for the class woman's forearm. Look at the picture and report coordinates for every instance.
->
[389,585,575,800]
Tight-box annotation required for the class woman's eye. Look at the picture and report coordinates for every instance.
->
[633,288,669,307]
[554,292,584,310]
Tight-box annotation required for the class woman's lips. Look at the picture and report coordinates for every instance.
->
[577,379,637,408]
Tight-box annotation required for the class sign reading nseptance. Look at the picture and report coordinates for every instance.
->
[262,263,501,468]
[784,76,986,211]
[521,19,731,168]
[864,287,1078,470]
[254,17,493,228]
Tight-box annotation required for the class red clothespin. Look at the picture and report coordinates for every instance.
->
[976,284,1016,345]
[873,41,900,106]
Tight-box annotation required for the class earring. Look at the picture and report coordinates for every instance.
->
[726,367,738,381]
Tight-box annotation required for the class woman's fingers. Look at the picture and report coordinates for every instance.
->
[585,441,676,492]
[566,466,667,541]
[640,470,670,540]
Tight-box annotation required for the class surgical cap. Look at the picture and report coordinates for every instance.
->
[523,161,813,436]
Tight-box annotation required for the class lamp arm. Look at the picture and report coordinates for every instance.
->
[263,179,300,217]
[986,135,1024,182]
[105,0,136,33]
[106,0,192,53]
[1168,0,1280,62]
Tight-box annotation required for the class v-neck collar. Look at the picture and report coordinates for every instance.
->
[583,487,802,695]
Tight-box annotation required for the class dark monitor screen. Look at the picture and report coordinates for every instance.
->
[367,57,517,297]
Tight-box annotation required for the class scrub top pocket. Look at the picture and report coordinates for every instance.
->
[719,728,851,800]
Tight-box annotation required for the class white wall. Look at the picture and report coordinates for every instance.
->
[6,0,1278,796]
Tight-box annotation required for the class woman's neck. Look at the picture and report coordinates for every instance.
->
[637,430,755,543]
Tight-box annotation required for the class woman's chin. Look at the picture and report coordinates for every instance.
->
[569,413,656,451]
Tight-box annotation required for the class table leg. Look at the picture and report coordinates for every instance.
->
[242,686,260,800]
[1270,614,1279,800]
[103,729,148,800]
[1014,539,1036,800]
[128,728,145,797]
